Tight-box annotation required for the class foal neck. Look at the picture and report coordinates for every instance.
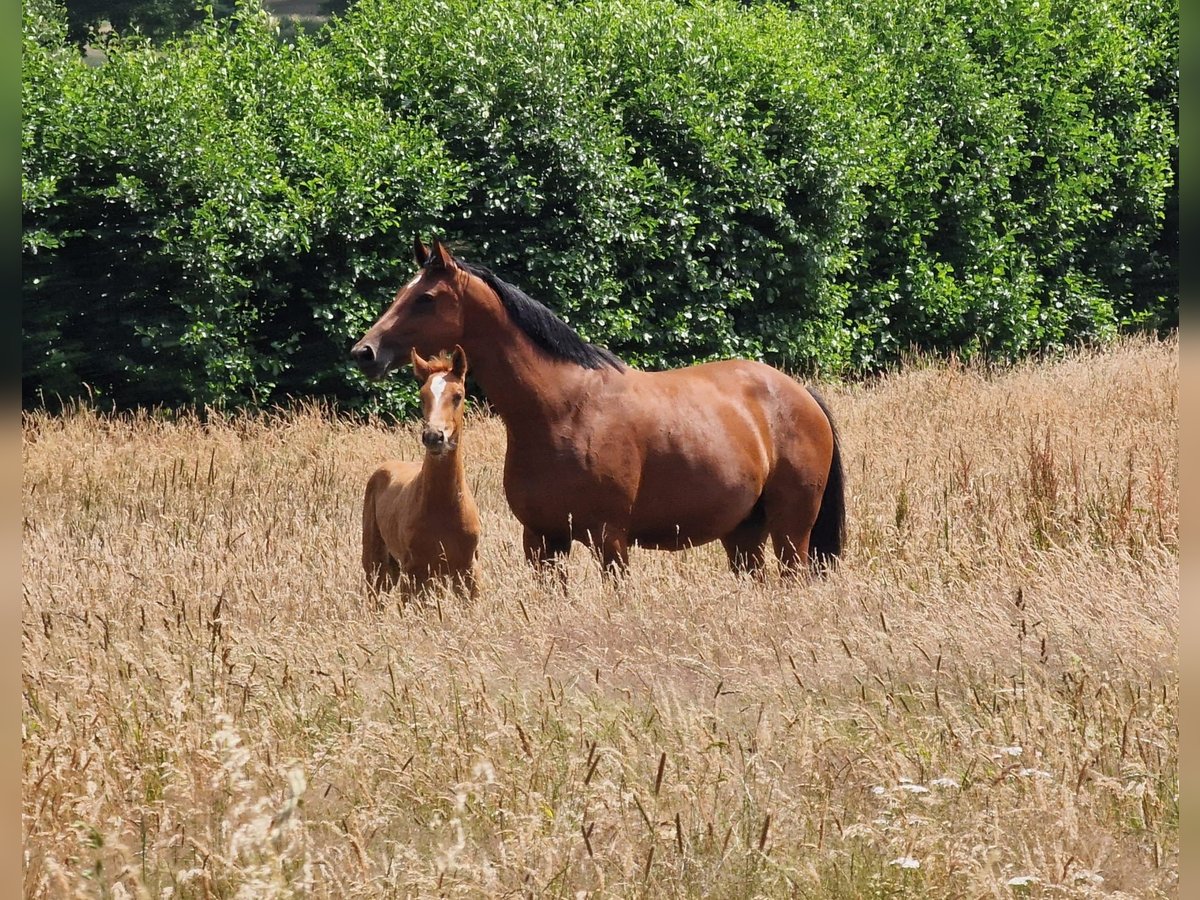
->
[419,438,465,484]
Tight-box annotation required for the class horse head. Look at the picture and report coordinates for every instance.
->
[351,237,470,380]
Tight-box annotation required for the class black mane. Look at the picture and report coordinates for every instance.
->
[454,260,626,372]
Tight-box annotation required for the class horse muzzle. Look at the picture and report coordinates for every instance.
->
[350,340,394,379]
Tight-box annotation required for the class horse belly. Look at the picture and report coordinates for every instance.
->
[626,397,771,547]
[628,460,763,548]
[504,462,631,542]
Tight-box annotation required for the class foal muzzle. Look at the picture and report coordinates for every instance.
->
[421,428,453,452]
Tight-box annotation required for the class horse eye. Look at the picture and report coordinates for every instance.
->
[414,292,434,306]
[453,394,463,405]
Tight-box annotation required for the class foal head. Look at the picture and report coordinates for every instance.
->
[412,345,468,456]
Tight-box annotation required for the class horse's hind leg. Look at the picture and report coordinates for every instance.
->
[721,507,768,579]
[372,556,401,595]
[363,545,400,597]
[763,477,822,578]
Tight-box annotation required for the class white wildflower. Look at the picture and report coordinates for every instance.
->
[1016,767,1053,780]
[269,767,306,835]
[840,823,875,839]
[169,682,189,722]
[930,777,960,789]
[889,856,921,869]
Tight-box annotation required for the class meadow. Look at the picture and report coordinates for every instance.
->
[22,338,1177,898]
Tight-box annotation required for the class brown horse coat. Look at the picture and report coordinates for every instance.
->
[353,238,844,578]
[361,346,481,598]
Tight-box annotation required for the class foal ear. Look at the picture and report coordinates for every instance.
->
[450,344,468,378]
[428,236,456,270]
[413,235,430,267]
[410,348,432,382]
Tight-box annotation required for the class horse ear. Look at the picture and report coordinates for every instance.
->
[413,235,430,267]
[411,348,432,382]
[429,237,456,269]
[450,344,468,378]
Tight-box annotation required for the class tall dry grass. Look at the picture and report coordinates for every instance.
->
[23,337,1177,898]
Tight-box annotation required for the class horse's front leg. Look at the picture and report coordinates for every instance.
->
[523,527,571,590]
[593,531,630,583]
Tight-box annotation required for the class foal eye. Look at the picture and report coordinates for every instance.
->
[414,293,434,308]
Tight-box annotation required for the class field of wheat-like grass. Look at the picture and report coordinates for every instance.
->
[22,337,1177,898]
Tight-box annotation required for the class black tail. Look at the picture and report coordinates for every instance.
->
[806,386,845,571]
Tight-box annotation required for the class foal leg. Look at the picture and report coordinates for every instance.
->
[451,558,481,602]
[464,559,482,601]
[523,527,571,590]
[370,556,401,595]
[362,476,400,599]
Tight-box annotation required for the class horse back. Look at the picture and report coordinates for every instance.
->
[633,358,828,450]
[365,460,422,498]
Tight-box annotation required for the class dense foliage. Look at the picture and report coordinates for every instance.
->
[22,0,1177,411]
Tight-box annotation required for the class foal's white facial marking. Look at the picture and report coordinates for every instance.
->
[429,373,447,403]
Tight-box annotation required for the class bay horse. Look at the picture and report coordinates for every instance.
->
[352,237,844,580]
[361,345,481,600]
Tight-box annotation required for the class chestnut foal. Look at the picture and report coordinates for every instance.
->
[361,345,481,601]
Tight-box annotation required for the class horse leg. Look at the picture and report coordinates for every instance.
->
[523,527,571,590]
[374,556,401,594]
[721,509,768,579]
[763,477,822,578]
[595,532,630,582]
[404,570,434,609]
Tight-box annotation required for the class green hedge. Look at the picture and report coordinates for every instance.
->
[23,0,463,411]
[22,0,1177,411]
[809,0,1178,366]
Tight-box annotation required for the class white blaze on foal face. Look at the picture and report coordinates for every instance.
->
[423,372,458,447]
[429,373,447,403]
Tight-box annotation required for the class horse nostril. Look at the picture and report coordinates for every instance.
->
[422,430,443,448]
[351,344,375,365]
